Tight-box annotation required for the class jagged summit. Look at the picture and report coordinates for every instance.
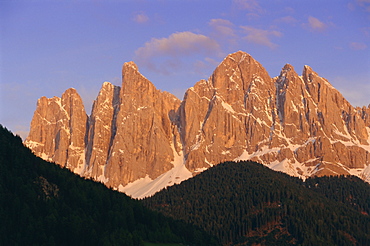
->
[281,63,294,71]
[25,51,370,198]
[26,88,87,172]
[124,61,138,71]
[225,50,251,62]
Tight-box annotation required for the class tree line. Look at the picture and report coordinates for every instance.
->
[0,125,219,246]
[143,161,370,245]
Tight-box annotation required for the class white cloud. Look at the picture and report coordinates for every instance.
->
[305,16,327,32]
[133,11,149,23]
[349,42,367,50]
[135,31,221,74]
[209,19,236,37]
[240,26,282,49]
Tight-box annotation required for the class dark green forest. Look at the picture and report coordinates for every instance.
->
[0,125,219,246]
[144,161,370,246]
[2,123,370,246]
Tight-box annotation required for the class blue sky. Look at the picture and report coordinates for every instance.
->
[1,0,369,139]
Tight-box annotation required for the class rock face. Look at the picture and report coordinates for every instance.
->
[25,88,87,173]
[85,82,120,182]
[25,51,370,198]
[103,62,182,189]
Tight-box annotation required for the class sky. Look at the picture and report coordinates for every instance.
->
[1,0,369,139]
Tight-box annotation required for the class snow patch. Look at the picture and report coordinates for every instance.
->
[72,149,86,175]
[25,140,44,149]
[234,149,250,161]
[221,101,236,114]
[137,106,147,111]
[361,164,370,183]
[221,150,230,155]
[121,147,192,199]
[41,153,52,162]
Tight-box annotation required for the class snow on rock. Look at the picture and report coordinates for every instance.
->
[121,150,192,199]
[25,50,370,200]
[361,164,370,183]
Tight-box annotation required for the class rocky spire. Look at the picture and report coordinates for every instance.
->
[85,82,120,181]
[25,51,370,198]
[25,88,87,173]
[104,62,182,188]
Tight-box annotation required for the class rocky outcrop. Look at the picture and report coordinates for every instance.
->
[25,88,87,173]
[179,52,273,172]
[104,62,182,188]
[85,82,120,181]
[25,51,370,198]
[359,105,370,127]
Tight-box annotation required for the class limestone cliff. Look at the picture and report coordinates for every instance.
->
[25,51,370,198]
[25,88,87,173]
[104,62,182,188]
[85,82,120,181]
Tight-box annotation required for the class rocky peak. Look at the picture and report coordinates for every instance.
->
[124,61,138,71]
[102,62,182,188]
[26,51,370,198]
[121,61,151,93]
[302,65,314,81]
[120,61,164,114]
[25,88,87,172]
[85,82,120,181]
[210,51,270,94]
[278,64,296,81]
[359,105,370,127]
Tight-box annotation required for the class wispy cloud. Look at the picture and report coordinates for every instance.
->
[361,27,370,38]
[338,83,370,107]
[209,18,237,47]
[357,0,370,12]
[275,16,298,25]
[233,0,263,13]
[284,7,295,14]
[232,0,266,19]
[135,31,221,74]
[133,11,149,23]
[14,126,29,141]
[209,19,236,37]
[304,16,327,32]
[349,42,367,50]
[240,26,282,49]
[333,73,370,107]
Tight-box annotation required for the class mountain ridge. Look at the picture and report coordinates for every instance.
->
[143,160,370,245]
[0,124,219,245]
[25,50,370,198]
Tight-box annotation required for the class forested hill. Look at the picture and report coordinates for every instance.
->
[0,125,219,246]
[143,161,370,246]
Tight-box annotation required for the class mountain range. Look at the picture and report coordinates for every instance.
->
[25,51,370,198]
